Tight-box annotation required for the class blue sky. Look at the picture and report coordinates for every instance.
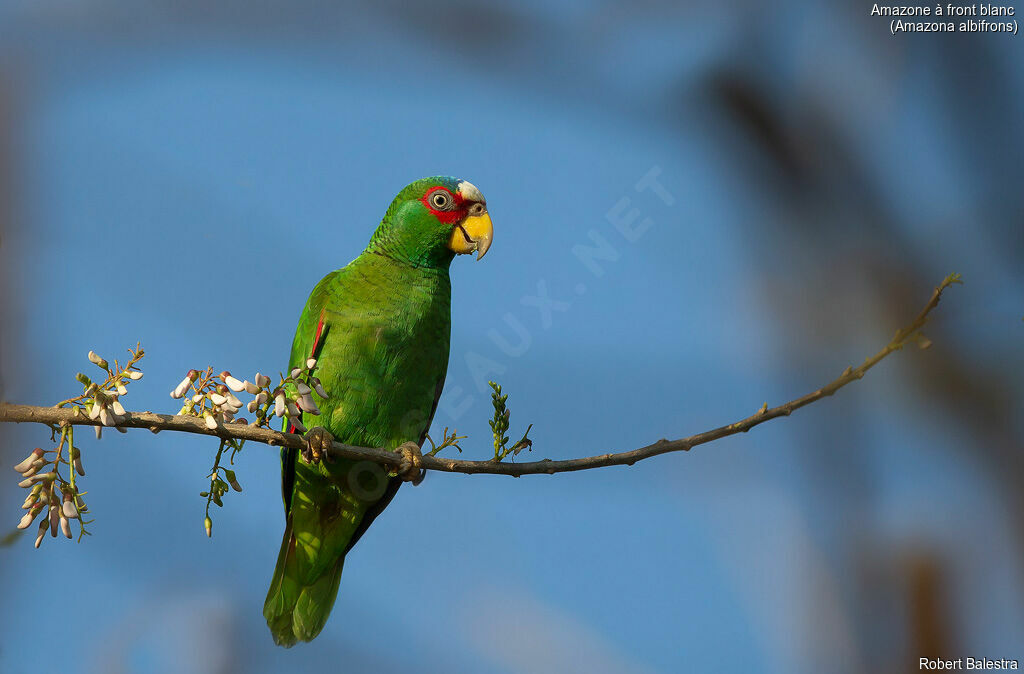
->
[1,4,1022,673]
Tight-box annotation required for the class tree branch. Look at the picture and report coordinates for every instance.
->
[0,274,961,477]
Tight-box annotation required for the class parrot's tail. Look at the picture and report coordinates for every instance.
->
[263,520,345,647]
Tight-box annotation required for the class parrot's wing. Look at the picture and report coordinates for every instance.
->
[341,373,446,554]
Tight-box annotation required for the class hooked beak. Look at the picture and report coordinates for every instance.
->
[448,212,493,260]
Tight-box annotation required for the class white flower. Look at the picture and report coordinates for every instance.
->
[286,401,300,418]
[128,371,144,380]
[274,392,286,418]
[117,383,128,396]
[111,399,126,416]
[255,373,271,388]
[225,392,243,408]
[246,400,258,413]
[94,426,102,440]
[243,380,260,394]
[306,358,317,369]
[290,417,307,433]
[290,368,302,380]
[60,514,72,539]
[99,406,113,426]
[203,411,218,430]
[88,403,101,420]
[192,394,203,403]
[210,392,227,406]
[295,382,311,395]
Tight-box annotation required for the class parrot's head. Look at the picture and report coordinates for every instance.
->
[366,176,493,268]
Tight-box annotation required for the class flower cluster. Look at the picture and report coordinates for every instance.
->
[13,446,88,547]
[170,358,326,433]
[170,359,327,537]
[64,346,145,440]
[10,346,144,547]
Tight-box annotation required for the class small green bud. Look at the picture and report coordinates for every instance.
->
[204,516,212,537]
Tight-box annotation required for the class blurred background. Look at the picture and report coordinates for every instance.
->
[0,2,1021,673]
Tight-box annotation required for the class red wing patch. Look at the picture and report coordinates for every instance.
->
[311,308,328,360]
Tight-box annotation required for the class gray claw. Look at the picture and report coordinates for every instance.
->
[396,441,425,485]
[302,427,334,465]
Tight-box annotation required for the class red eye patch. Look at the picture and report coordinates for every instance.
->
[421,186,466,224]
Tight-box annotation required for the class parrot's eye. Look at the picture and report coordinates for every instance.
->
[429,190,453,210]
[467,202,486,216]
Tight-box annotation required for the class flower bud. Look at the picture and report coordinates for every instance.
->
[88,403,101,420]
[290,368,302,380]
[74,454,85,477]
[290,417,308,433]
[49,505,59,538]
[297,394,320,415]
[225,470,243,492]
[209,393,227,406]
[88,351,109,370]
[224,375,246,392]
[192,394,203,403]
[171,375,193,399]
[243,380,260,395]
[111,399,126,416]
[62,492,79,519]
[296,382,311,396]
[34,517,47,548]
[128,371,144,380]
[255,373,271,388]
[274,392,286,418]
[60,513,72,539]
[76,372,93,387]
[204,516,212,537]
[286,401,300,418]
[225,392,242,409]
[311,378,328,398]
[116,383,128,396]
[306,358,317,369]
[203,411,218,430]
[13,448,45,473]
[18,503,43,529]
[246,400,258,413]
[99,406,113,426]
[95,425,102,440]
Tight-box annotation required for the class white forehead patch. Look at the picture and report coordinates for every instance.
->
[457,180,484,203]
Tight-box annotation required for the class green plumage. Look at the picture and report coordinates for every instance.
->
[264,176,486,646]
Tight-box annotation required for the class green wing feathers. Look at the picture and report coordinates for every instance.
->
[264,252,453,646]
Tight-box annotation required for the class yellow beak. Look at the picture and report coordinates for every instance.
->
[448,212,493,260]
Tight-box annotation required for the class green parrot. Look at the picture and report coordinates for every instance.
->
[263,176,493,647]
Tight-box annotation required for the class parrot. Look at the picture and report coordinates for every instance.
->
[263,176,493,647]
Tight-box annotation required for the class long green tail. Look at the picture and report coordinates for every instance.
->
[262,519,346,648]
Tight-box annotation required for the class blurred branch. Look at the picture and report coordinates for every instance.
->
[0,275,961,477]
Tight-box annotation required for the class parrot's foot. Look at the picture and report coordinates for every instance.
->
[396,441,426,486]
[302,426,334,465]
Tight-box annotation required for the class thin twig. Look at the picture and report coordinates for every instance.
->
[0,274,961,478]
